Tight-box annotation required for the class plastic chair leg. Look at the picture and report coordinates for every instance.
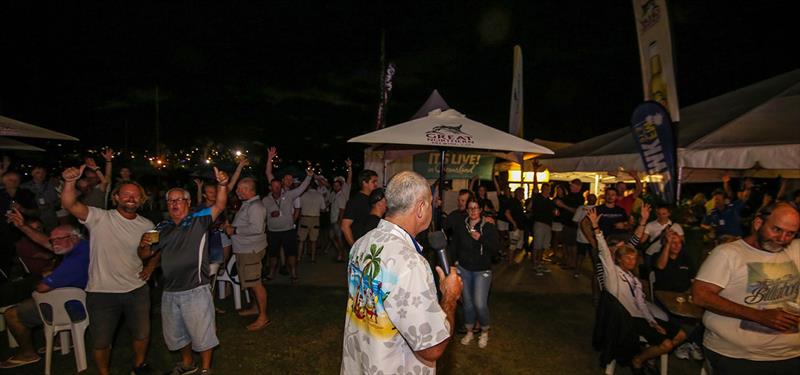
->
[72,325,88,373]
[660,353,668,375]
[218,280,226,299]
[44,327,54,375]
[244,288,251,304]
[233,284,242,310]
[60,330,71,355]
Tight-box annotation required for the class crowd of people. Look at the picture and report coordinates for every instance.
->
[1,149,799,374]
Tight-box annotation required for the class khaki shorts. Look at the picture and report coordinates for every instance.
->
[297,216,320,242]
[235,249,266,288]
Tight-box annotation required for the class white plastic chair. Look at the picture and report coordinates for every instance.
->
[32,288,89,375]
[216,255,251,310]
[604,336,668,375]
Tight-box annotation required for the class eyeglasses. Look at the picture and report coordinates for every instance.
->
[166,198,189,205]
[49,235,73,244]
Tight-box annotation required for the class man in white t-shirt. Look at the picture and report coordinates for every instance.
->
[60,165,156,375]
[693,203,800,374]
[298,181,326,262]
[641,204,684,256]
[341,171,462,374]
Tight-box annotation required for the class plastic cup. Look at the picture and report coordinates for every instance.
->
[145,230,160,244]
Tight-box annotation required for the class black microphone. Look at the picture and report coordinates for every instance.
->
[428,231,450,276]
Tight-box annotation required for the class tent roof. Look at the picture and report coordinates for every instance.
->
[0,115,79,141]
[350,108,553,155]
[539,68,800,172]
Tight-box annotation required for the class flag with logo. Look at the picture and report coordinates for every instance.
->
[630,101,676,204]
[632,0,680,122]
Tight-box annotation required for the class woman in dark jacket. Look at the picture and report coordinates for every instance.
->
[452,197,499,348]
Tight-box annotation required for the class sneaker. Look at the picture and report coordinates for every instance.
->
[199,369,213,375]
[689,343,704,361]
[460,331,474,345]
[167,363,199,375]
[674,343,691,360]
[478,331,489,348]
[131,363,155,375]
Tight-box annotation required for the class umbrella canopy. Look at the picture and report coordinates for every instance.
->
[349,108,554,155]
[0,137,45,151]
[0,115,79,141]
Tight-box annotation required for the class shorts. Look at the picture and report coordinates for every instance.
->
[562,226,577,247]
[496,220,509,231]
[161,285,219,352]
[508,229,524,250]
[87,284,150,349]
[330,222,342,238]
[235,250,266,288]
[633,317,681,345]
[577,242,592,256]
[533,222,552,250]
[297,216,320,242]
[268,229,298,257]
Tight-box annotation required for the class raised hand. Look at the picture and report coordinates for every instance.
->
[101,148,114,162]
[6,208,24,227]
[194,178,203,188]
[586,207,600,227]
[640,203,652,222]
[344,158,352,169]
[214,166,229,185]
[267,147,278,161]
[62,165,86,183]
[238,157,250,167]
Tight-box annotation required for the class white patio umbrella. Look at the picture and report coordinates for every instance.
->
[0,137,45,151]
[349,107,553,228]
[0,115,79,141]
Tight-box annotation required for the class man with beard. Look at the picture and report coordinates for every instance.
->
[692,203,800,374]
[60,165,157,375]
[0,221,89,369]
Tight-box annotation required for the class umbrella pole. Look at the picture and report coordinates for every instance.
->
[436,149,446,230]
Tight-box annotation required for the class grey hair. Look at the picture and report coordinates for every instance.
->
[54,224,84,239]
[238,177,257,191]
[165,187,191,201]
[385,171,430,217]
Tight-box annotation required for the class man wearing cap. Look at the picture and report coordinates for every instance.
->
[298,179,326,263]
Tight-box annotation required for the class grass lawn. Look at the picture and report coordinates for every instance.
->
[1,282,705,374]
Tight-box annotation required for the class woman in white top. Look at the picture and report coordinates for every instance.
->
[586,205,686,372]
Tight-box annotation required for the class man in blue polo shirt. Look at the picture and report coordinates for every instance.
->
[0,219,89,369]
[138,167,228,375]
[703,189,745,238]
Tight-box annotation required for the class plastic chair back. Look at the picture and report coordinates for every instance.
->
[32,288,90,375]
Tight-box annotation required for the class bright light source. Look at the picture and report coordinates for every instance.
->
[235,150,242,156]
[205,159,211,164]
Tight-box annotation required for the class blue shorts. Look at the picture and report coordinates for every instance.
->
[161,285,219,352]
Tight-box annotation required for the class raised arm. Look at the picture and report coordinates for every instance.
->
[721,173,733,199]
[211,167,229,221]
[470,175,479,193]
[101,148,114,192]
[631,171,643,198]
[265,147,277,182]
[227,157,249,190]
[654,230,672,271]
[194,178,204,206]
[345,158,353,186]
[7,208,53,251]
[286,168,314,200]
[61,165,90,221]
[632,203,651,244]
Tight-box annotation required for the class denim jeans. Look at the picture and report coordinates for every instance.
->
[458,265,492,330]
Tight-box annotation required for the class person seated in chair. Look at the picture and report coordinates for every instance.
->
[0,211,89,369]
[587,206,686,374]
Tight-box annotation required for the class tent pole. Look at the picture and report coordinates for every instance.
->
[676,166,683,203]
[437,148,446,231]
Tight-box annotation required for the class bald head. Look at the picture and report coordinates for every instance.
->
[751,203,799,252]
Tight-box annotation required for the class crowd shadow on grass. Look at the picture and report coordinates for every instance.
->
[0,285,703,375]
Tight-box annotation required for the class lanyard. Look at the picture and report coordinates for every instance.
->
[401,228,423,255]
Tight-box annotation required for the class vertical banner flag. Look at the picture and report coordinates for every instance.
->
[630,102,676,204]
[375,63,397,129]
[632,0,680,122]
[509,45,524,139]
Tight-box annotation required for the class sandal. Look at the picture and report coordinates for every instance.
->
[246,319,271,332]
[0,355,40,369]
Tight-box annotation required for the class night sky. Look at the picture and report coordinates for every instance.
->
[1,1,795,163]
